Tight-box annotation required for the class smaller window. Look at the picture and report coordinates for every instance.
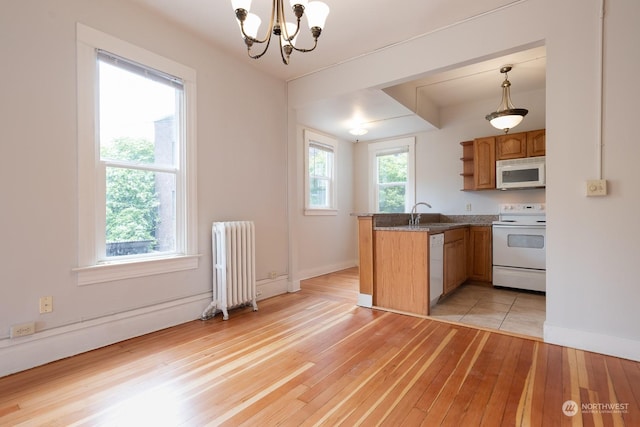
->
[368,137,415,213]
[304,130,338,215]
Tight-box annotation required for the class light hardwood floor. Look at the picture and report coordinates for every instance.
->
[1,268,638,426]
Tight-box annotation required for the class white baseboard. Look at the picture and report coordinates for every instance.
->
[544,322,640,362]
[357,293,372,308]
[288,277,301,293]
[257,276,288,300]
[0,293,211,377]
[297,260,358,281]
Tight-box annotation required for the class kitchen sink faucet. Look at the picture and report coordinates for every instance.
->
[409,202,432,226]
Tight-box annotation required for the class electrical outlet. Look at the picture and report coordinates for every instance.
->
[39,296,53,314]
[465,203,472,211]
[586,179,607,197]
[268,271,277,280]
[10,322,35,338]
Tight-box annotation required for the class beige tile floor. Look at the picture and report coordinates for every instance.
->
[429,283,546,338]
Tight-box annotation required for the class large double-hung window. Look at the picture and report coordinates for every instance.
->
[76,24,198,285]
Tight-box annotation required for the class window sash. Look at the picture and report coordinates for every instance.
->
[304,130,338,214]
[308,142,333,180]
[97,49,184,90]
[97,53,183,262]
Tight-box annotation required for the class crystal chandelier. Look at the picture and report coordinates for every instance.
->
[231,0,330,65]
[485,65,529,133]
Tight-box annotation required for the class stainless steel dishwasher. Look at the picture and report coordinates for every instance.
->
[429,233,444,307]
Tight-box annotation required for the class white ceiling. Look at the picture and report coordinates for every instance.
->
[127,0,546,141]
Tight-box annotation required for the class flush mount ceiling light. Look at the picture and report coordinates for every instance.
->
[349,128,368,136]
[485,65,528,133]
[232,0,330,65]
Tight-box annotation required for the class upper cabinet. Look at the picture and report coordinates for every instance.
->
[497,129,546,160]
[460,137,496,191]
[496,133,527,159]
[461,129,545,191]
[527,129,546,157]
[473,137,496,190]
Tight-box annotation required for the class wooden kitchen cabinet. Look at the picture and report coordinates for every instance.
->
[467,226,492,282]
[374,230,430,315]
[496,132,527,160]
[461,128,545,190]
[497,129,546,160]
[443,228,468,295]
[527,129,546,157]
[459,141,475,190]
[473,137,496,189]
[357,216,374,300]
[461,136,497,191]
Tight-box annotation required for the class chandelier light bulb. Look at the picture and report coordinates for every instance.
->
[306,2,330,29]
[242,13,261,39]
[232,0,252,12]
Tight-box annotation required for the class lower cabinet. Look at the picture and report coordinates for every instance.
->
[467,226,492,282]
[443,228,468,295]
[369,225,493,314]
[373,230,429,315]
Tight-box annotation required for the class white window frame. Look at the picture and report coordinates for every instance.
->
[75,24,199,285]
[368,137,416,213]
[304,129,338,215]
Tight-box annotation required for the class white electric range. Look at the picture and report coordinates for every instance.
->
[492,203,546,292]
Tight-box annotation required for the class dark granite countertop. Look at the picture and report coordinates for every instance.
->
[353,213,497,232]
[375,223,472,233]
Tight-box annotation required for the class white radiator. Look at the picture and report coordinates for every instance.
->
[201,221,258,320]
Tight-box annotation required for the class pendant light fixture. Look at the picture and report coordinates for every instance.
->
[485,65,528,133]
[231,0,330,65]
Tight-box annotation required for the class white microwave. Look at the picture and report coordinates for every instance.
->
[496,156,545,189]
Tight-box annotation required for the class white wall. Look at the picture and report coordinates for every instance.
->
[0,0,289,376]
[291,0,640,361]
[544,0,640,360]
[292,128,357,281]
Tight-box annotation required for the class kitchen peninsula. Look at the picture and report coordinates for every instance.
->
[355,213,496,316]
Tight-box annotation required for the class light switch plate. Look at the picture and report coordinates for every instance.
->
[39,296,53,313]
[586,179,607,197]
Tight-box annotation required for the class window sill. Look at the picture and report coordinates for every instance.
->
[74,254,201,286]
[304,209,338,216]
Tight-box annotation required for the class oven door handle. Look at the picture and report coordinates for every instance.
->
[493,224,546,229]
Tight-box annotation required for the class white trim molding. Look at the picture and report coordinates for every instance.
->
[357,293,373,308]
[0,293,211,377]
[368,136,416,213]
[304,129,339,215]
[297,260,358,282]
[544,322,640,362]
